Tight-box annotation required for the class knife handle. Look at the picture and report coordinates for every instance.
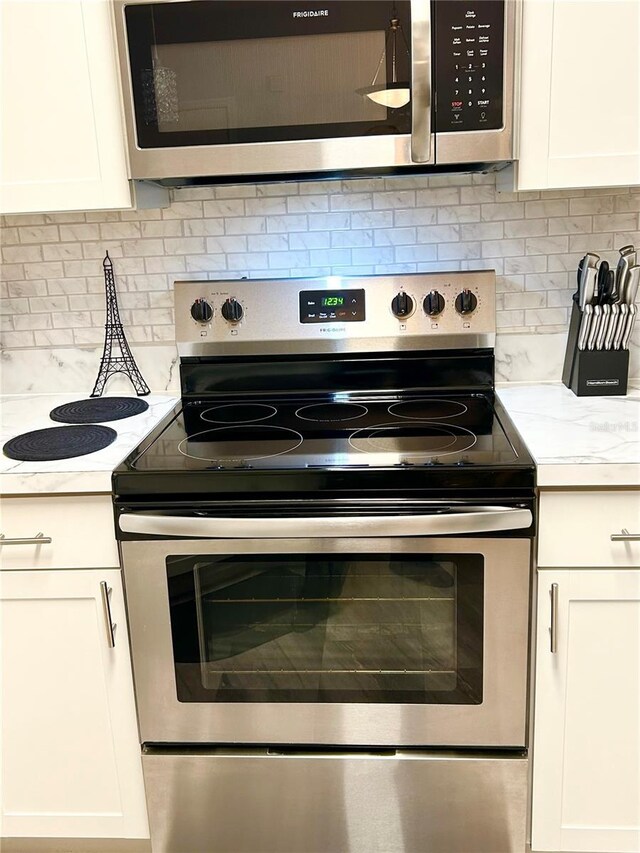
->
[604,304,619,350]
[621,304,637,351]
[613,303,629,350]
[595,304,609,350]
[577,305,592,351]
[587,306,602,350]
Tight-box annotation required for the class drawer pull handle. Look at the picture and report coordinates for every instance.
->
[550,583,559,654]
[0,532,52,546]
[611,528,640,542]
[100,581,117,649]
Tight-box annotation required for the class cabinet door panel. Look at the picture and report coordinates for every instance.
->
[517,1,640,190]
[0,570,148,839]
[532,570,640,853]
[0,0,131,213]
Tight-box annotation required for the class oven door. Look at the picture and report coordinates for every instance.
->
[113,0,433,179]
[120,511,531,748]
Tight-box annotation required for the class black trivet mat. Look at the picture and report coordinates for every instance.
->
[3,425,117,461]
[50,397,149,424]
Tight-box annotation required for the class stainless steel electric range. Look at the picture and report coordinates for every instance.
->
[113,271,535,853]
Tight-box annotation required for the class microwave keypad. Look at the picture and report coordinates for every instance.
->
[435,0,505,133]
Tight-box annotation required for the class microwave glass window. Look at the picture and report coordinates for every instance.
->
[166,553,484,705]
[125,1,412,148]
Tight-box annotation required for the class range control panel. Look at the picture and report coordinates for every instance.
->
[435,0,505,132]
[175,271,496,357]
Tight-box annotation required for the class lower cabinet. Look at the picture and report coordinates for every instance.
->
[532,569,640,853]
[0,569,149,840]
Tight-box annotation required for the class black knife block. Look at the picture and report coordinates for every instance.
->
[562,302,629,396]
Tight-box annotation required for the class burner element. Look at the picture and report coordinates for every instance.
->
[50,397,149,424]
[178,425,303,463]
[201,404,277,425]
[388,399,468,421]
[3,425,117,461]
[296,403,368,423]
[348,421,477,460]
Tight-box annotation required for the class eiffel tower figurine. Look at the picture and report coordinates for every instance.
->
[91,252,150,397]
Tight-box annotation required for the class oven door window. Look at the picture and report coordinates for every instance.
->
[167,553,483,704]
[124,1,412,148]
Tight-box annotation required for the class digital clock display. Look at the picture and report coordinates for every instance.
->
[299,289,366,323]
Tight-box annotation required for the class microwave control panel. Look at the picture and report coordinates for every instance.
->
[434,0,505,132]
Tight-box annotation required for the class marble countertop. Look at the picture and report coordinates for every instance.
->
[497,382,640,487]
[1,393,177,495]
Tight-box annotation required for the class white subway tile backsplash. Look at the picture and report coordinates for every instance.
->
[417,224,460,243]
[351,211,393,229]
[330,193,372,211]
[592,213,638,232]
[286,196,329,213]
[569,196,615,215]
[24,261,64,280]
[524,200,568,219]
[42,243,84,261]
[18,225,59,243]
[184,218,225,237]
[289,232,330,250]
[394,208,437,227]
[525,236,568,255]
[0,176,637,362]
[245,197,288,216]
[503,219,547,239]
[331,230,373,248]
[437,205,481,224]
[373,191,416,210]
[2,244,43,263]
[163,237,206,255]
[7,280,48,298]
[374,227,417,246]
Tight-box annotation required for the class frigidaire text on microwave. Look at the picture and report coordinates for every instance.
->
[113,0,516,183]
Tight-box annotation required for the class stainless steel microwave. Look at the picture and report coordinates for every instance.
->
[113,0,517,182]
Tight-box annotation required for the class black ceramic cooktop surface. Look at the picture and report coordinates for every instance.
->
[125,394,520,472]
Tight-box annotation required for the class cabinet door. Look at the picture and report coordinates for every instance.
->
[0,0,132,214]
[516,1,640,190]
[532,570,640,853]
[0,570,148,839]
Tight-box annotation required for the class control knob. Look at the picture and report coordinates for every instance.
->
[423,290,445,316]
[221,297,244,323]
[190,298,213,324]
[455,289,478,315]
[391,292,414,318]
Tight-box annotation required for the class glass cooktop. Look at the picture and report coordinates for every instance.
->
[128,394,521,472]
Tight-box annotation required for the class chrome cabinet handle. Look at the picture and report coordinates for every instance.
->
[611,529,640,541]
[100,581,117,649]
[549,583,559,654]
[410,0,431,163]
[119,507,533,539]
[0,532,52,546]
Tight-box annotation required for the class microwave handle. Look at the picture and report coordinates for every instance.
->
[119,507,532,539]
[411,0,432,163]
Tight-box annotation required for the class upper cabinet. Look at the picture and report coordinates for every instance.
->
[511,0,640,191]
[0,0,132,214]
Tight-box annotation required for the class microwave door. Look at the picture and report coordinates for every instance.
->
[114,0,436,180]
[410,0,432,163]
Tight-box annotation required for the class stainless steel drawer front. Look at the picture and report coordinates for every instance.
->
[143,749,528,853]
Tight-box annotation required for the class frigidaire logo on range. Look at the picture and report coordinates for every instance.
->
[293,9,329,17]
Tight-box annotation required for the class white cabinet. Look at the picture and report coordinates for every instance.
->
[0,568,149,839]
[0,495,120,571]
[532,569,640,853]
[512,0,640,191]
[0,0,132,214]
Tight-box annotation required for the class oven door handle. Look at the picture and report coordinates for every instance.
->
[119,507,532,539]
